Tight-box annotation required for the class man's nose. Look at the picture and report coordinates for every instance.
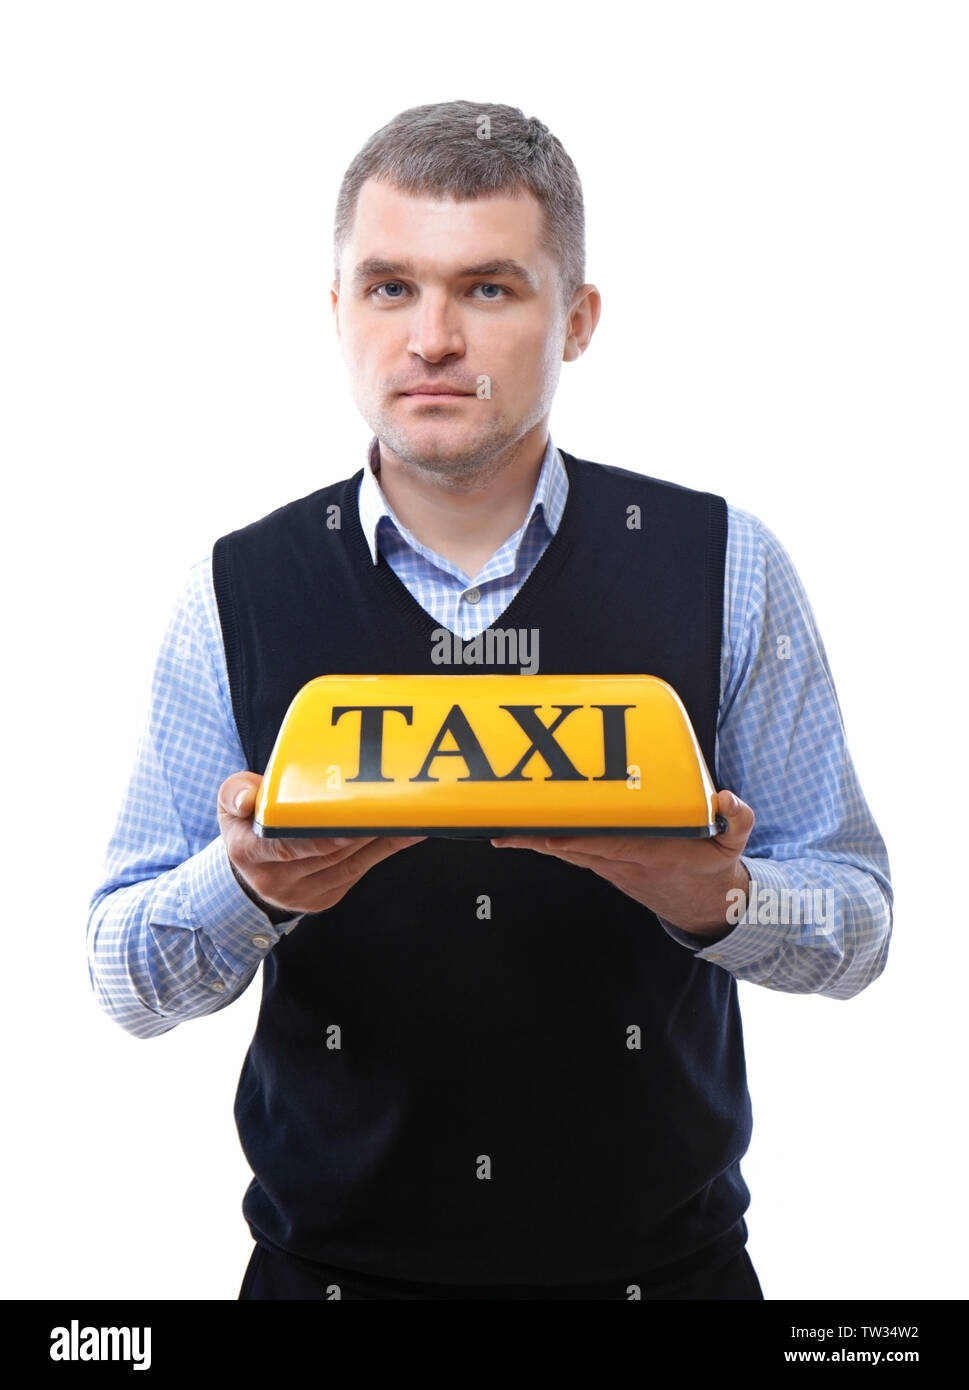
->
[407,291,465,362]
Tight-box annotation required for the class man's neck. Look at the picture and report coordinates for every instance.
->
[373,423,550,582]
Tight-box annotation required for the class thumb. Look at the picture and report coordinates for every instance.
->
[713,789,755,850]
[218,771,263,822]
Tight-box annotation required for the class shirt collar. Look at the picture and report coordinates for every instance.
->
[357,433,567,566]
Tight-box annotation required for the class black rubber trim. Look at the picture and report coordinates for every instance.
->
[254,819,726,840]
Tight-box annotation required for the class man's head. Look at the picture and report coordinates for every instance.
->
[330,101,599,485]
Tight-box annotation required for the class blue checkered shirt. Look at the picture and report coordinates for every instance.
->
[88,434,893,1037]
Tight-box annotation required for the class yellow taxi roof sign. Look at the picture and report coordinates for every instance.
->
[254,674,723,838]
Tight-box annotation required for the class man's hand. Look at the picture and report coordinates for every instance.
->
[217,772,427,917]
[490,790,754,942]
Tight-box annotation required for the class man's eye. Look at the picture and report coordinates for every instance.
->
[370,282,508,301]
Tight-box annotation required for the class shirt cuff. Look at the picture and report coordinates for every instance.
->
[150,836,304,979]
[656,856,794,972]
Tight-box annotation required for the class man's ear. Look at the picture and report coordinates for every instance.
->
[330,282,340,339]
[563,284,601,363]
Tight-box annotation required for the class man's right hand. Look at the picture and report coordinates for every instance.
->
[217,771,427,918]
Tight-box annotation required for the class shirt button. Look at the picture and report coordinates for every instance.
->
[463,587,481,604]
[211,982,226,993]
[252,934,272,950]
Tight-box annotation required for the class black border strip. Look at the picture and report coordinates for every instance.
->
[254,818,727,839]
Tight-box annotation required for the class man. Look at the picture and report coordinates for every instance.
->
[88,100,892,1301]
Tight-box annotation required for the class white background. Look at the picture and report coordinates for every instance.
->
[1,0,965,1302]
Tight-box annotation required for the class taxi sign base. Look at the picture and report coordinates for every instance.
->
[254,820,728,839]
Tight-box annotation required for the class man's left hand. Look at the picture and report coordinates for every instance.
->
[491,790,754,942]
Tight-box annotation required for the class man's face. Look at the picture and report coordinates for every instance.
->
[331,178,591,483]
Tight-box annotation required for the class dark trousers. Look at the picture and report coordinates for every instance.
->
[239,1242,764,1300]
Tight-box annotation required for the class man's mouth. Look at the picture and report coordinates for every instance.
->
[400,385,474,398]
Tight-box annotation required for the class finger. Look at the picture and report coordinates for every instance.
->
[491,833,663,865]
[282,835,428,905]
[218,771,263,821]
[268,832,425,875]
[315,834,427,883]
[267,833,380,864]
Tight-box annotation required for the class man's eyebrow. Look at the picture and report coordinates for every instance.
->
[350,257,540,291]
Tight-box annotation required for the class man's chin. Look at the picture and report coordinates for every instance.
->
[375,422,513,480]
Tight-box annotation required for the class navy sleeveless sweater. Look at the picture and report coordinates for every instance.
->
[212,448,752,1285]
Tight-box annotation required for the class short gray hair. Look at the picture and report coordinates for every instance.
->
[333,100,585,312]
